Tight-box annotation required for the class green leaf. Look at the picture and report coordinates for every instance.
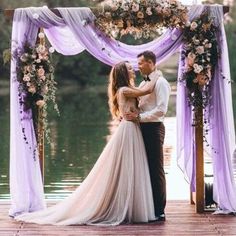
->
[2,48,11,65]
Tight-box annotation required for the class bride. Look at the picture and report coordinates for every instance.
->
[15,61,157,226]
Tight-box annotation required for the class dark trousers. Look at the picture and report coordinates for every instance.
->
[140,122,166,216]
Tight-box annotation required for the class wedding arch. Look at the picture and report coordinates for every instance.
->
[5,3,236,217]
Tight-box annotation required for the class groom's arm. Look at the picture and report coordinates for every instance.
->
[139,79,170,122]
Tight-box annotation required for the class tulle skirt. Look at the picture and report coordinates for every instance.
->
[15,120,155,226]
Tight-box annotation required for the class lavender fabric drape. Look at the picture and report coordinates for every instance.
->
[10,9,45,216]
[176,48,197,191]
[10,7,66,216]
[10,5,236,216]
[177,5,236,212]
[44,6,204,68]
[209,6,236,212]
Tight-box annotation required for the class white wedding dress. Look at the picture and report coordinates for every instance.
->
[15,87,155,226]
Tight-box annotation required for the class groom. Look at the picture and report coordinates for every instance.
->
[126,51,171,221]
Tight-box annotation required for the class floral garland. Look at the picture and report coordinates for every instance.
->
[181,11,219,110]
[94,0,188,39]
[17,32,59,144]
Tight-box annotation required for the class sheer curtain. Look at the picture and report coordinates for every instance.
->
[9,5,236,216]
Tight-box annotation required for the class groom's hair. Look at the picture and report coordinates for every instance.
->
[137,51,156,64]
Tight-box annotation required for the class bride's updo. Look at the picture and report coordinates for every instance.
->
[108,61,131,119]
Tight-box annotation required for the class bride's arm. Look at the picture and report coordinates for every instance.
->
[122,78,157,98]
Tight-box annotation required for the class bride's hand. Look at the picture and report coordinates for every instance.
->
[123,111,139,122]
[142,77,158,93]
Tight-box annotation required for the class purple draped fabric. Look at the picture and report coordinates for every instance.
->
[10,9,45,216]
[209,6,236,212]
[10,5,236,216]
[176,47,197,191]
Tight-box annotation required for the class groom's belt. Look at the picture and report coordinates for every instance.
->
[140,122,163,125]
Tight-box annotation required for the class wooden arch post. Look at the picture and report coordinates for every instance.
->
[191,6,230,213]
[37,27,45,181]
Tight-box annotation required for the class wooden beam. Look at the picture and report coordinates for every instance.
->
[37,107,45,181]
[223,5,230,14]
[2,5,230,21]
[3,8,62,21]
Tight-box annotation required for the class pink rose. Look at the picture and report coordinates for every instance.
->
[36,100,45,108]
[37,68,45,77]
[28,85,36,94]
[196,46,204,55]
[196,73,207,86]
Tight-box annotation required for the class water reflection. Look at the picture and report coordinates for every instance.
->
[42,87,110,199]
[0,82,182,200]
[0,84,111,199]
[2,81,234,201]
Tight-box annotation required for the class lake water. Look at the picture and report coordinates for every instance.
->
[0,81,189,200]
[3,80,236,202]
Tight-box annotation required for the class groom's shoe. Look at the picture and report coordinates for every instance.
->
[156,214,166,222]
[149,214,166,223]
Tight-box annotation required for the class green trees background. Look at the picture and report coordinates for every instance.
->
[0,0,111,87]
[0,0,235,90]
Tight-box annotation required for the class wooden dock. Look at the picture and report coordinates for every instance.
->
[1,200,236,236]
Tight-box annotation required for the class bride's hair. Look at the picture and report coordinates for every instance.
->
[108,61,131,119]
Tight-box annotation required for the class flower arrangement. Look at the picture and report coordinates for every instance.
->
[181,11,219,109]
[17,32,59,143]
[94,0,188,39]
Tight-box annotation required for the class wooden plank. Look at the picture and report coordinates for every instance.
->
[1,200,236,235]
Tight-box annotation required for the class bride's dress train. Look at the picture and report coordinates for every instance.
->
[15,88,155,225]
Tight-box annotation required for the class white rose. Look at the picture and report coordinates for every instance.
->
[193,38,200,45]
[171,34,178,41]
[194,65,203,74]
[81,20,87,26]
[185,21,191,27]
[206,43,212,48]
[188,52,196,60]
[121,3,129,11]
[20,55,27,62]
[132,3,139,12]
[23,75,31,82]
[163,2,169,8]
[33,13,39,19]
[146,7,152,16]
[38,32,45,39]
[49,47,55,53]
[190,21,198,30]
[37,45,46,54]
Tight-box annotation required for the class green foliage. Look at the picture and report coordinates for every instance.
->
[0,0,105,85]
[2,48,11,65]
[224,4,236,114]
[0,0,236,90]
[53,51,111,87]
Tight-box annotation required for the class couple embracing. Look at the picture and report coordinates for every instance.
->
[15,51,171,226]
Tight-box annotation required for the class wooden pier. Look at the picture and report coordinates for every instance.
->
[1,200,236,236]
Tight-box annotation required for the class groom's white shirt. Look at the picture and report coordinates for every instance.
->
[138,69,171,123]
